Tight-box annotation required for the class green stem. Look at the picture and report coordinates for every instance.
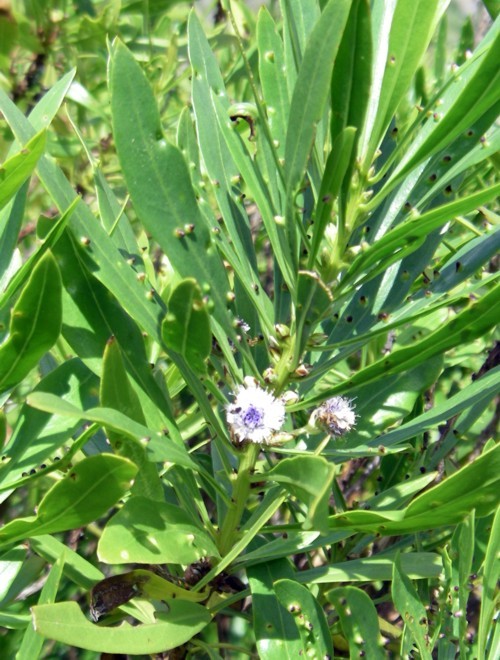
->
[218,442,260,556]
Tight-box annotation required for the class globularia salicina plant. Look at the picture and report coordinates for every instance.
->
[0,0,499,657]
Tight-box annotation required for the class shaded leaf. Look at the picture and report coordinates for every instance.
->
[162,279,211,375]
[0,251,62,393]
[98,496,220,564]
[0,455,137,548]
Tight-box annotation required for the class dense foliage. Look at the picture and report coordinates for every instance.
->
[0,0,499,657]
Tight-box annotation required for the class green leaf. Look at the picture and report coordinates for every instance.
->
[0,88,166,361]
[365,366,500,450]
[392,553,432,660]
[390,26,500,184]
[30,535,104,591]
[0,184,27,290]
[0,130,46,212]
[0,197,78,312]
[101,337,164,501]
[274,578,333,659]
[328,443,500,534]
[27,392,195,470]
[247,560,303,659]
[478,505,500,658]
[361,0,441,167]
[17,552,65,660]
[98,496,220,565]
[28,69,76,129]
[330,0,371,153]
[265,456,335,532]
[304,284,500,405]
[308,126,357,266]
[101,337,147,426]
[327,586,385,659]
[449,512,475,657]
[109,39,232,332]
[257,7,290,157]
[52,230,178,438]
[26,391,197,472]
[344,183,500,289]
[0,455,137,548]
[295,270,333,354]
[280,0,320,75]
[300,552,443,584]
[32,600,211,654]
[284,0,351,194]
[207,88,296,293]
[187,10,295,298]
[0,251,62,393]
[162,279,211,375]
[0,359,99,492]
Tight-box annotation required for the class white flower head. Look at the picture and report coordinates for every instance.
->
[226,377,285,445]
[314,396,356,436]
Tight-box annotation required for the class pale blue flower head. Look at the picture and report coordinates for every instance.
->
[226,377,285,445]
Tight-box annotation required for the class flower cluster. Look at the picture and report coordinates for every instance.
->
[226,379,356,447]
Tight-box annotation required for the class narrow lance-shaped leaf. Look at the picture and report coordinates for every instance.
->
[326,443,500,535]
[108,39,233,334]
[302,284,500,405]
[285,0,352,195]
[17,552,65,660]
[257,7,290,157]
[478,505,500,658]
[330,0,372,192]
[0,130,46,212]
[26,391,197,472]
[392,553,432,660]
[360,0,443,168]
[389,25,500,185]
[0,196,78,312]
[0,251,62,393]
[342,182,500,289]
